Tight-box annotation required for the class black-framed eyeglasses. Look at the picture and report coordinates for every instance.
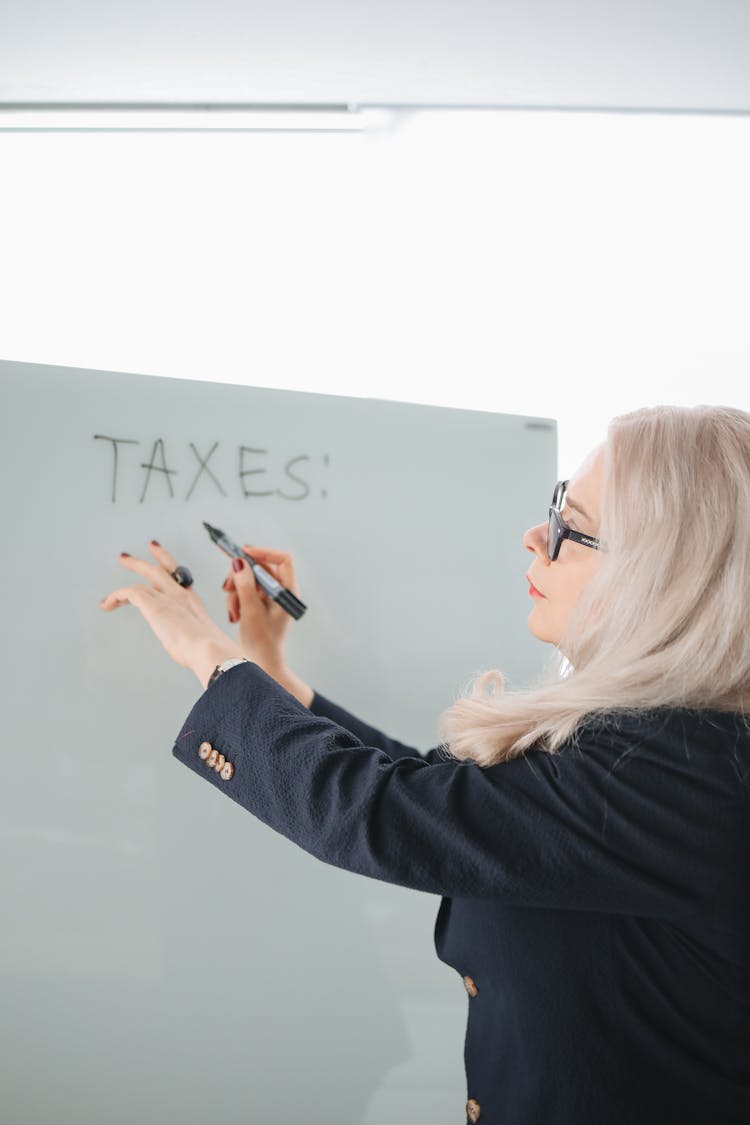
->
[547,479,604,561]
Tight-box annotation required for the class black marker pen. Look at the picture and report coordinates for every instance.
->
[202,521,307,621]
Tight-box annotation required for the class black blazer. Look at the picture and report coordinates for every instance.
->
[172,661,750,1124]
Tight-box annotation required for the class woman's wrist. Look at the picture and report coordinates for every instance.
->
[192,639,314,707]
[193,639,245,690]
[261,663,315,709]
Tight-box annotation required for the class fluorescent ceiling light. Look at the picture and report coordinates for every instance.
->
[0,104,396,133]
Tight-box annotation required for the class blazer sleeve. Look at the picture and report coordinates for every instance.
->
[171,660,740,918]
[308,689,446,764]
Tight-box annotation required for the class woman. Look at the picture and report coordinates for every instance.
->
[101,404,750,1124]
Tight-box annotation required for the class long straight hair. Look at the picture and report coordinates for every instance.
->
[436,404,750,768]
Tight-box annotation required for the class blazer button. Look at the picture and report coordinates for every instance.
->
[198,741,213,760]
[213,753,226,772]
[466,1098,481,1122]
[463,975,478,998]
[220,761,234,781]
[207,748,220,768]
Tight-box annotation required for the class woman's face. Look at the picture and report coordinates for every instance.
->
[523,445,605,650]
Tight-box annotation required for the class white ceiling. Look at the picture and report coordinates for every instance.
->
[1,0,749,111]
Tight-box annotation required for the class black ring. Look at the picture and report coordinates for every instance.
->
[171,565,194,588]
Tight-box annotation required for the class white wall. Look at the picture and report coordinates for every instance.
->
[1,108,748,473]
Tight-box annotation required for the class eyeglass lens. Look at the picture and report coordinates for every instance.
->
[547,482,566,560]
[547,510,558,560]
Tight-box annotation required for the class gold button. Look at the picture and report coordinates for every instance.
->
[213,753,226,772]
[198,741,212,760]
[466,1098,481,1123]
[207,749,219,768]
[220,761,234,781]
[463,975,478,998]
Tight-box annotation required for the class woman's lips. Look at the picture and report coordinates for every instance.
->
[528,581,546,598]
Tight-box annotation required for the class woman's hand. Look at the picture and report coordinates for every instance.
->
[221,545,301,674]
[99,541,243,686]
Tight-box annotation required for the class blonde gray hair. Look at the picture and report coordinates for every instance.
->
[436,404,750,768]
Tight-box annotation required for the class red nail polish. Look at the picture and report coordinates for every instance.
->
[151,540,161,547]
[232,558,244,572]
[121,552,131,557]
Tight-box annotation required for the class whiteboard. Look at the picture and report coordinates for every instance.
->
[0,358,557,1125]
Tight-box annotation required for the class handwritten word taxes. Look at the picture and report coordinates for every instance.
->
[93,436,330,503]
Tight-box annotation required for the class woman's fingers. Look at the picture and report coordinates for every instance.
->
[244,545,301,596]
[113,544,215,625]
[224,568,272,621]
[116,551,174,593]
[100,583,157,610]
[148,540,179,573]
[151,541,214,617]
[222,546,299,626]
[223,551,280,593]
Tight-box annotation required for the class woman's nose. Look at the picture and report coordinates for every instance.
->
[523,522,549,560]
